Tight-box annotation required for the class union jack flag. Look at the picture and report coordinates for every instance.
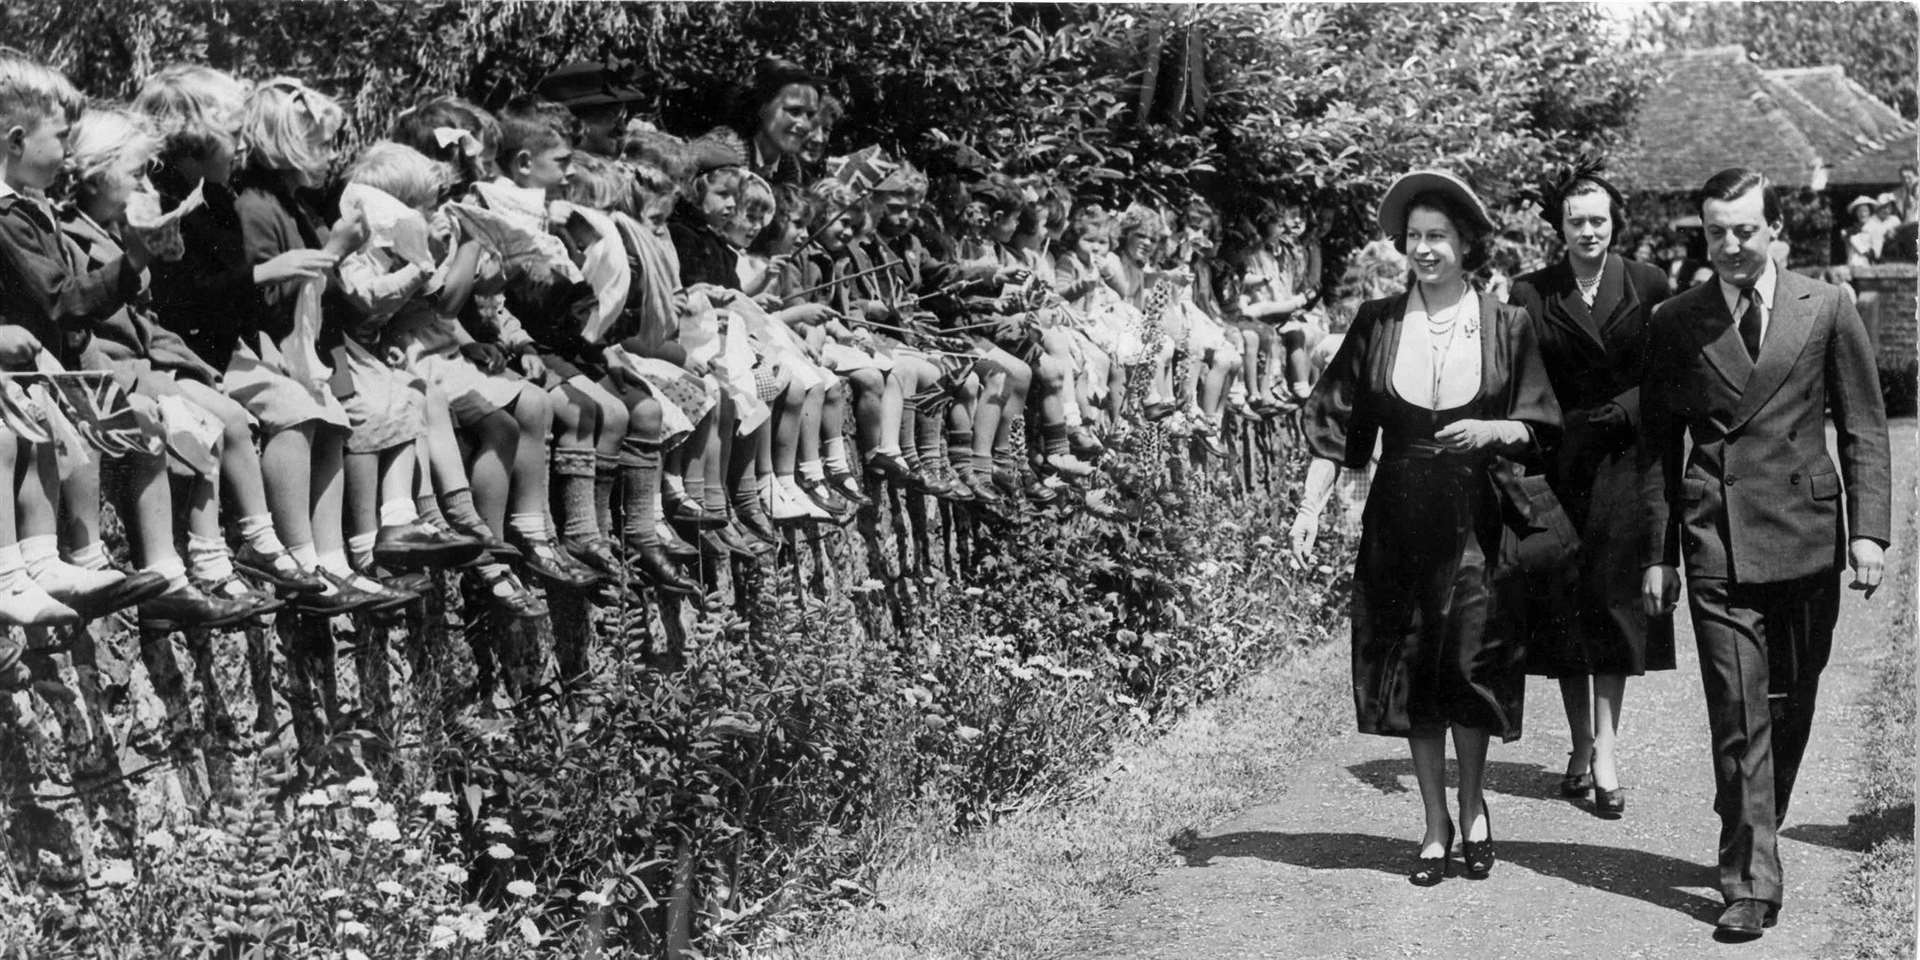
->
[25,372,161,459]
[829,146,899,192]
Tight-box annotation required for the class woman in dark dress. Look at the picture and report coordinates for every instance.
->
[1508,171,1674,817]
[1291,170,1561,885]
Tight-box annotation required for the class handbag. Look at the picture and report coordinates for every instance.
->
[1490,461,1582,576]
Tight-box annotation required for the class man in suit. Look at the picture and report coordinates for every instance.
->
[1639,167,1891,942]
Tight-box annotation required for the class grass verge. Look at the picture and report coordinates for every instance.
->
[1836,481,1917,960]
[762,630,1352,960]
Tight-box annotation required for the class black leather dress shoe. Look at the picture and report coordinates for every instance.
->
[863,451,912,483]
[374,522,486,570]
[827,469,872,506]
[733,503,780,545]
[89,570,171,616]
[231,545,327,596]
[510,534,603,589]
[1713,899,1777,941]
[447,520,521,562]
[628,542,700,597]
[139,585,254,631]
[194,574,286,621]
[474,565,547,620]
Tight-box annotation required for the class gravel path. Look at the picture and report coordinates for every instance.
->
[1066,422,1914,960]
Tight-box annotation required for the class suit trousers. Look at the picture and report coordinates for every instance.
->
[1686,569,1841,907]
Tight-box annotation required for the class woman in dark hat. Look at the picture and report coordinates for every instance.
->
[1509,166,1673,818]
[1290,169,1561,886]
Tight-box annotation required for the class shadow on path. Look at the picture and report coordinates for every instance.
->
[1177,830,1724,926]
[1347,756,1617,806]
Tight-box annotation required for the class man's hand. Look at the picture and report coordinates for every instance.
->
[0,326,44,367]
[516,351,548,381]
[1849,538,1886,599]
[992,266,1030,286]
[1641,564,1681,617]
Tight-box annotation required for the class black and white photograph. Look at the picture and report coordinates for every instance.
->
[0,1,1911,957]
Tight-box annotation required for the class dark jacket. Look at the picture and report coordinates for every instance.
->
[1639,267,1892,582]
[148,172,269,371]
[0,189,139,368]
[57,208,220,385]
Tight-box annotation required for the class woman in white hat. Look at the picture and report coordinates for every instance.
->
[1290,170,1562,885]
[1844,194,1881,266]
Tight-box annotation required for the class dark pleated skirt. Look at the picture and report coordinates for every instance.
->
[1352,455,1527,742]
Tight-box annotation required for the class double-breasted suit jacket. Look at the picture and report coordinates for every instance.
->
[1640,267,1890,582]
[1509,255,1675,676]
[1639,264,1890,908]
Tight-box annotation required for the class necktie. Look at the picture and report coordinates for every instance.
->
[1737,288,1763,360]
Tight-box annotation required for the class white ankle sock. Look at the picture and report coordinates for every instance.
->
[508,513,549,543]
[187,533,236,582]
[144,556,189,591]
[67,541,109,570]
[239,515,288,556]
[288,542,320,571]
[378,499,417,528]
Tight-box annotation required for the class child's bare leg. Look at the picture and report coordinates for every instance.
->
[261,424,318,565]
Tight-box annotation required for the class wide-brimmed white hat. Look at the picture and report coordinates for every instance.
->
[1848,194,1879,214]
[1377,169,1495,239]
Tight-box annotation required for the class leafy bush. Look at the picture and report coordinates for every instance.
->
[1,433,1347,958]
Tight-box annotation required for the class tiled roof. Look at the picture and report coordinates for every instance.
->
[1616,46,1824,192]
[1767,66,1907,140]
[1764,65,1917,188]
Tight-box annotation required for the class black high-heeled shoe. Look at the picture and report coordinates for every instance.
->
[1560,749,1593,798]
[1409,821,1453,887]
[1592,783,1626,818]
[1461,804,1496,879]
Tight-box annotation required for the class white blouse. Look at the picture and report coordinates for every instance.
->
[1390,288,1482,411]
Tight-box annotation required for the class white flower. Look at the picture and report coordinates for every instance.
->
[964,586,985,596]
[452,910,490,942]
[427,922,457,950]
[375,879,406,897]
[417,790,453,807]
[402,848,424,865]
[576,890,608,907]
[344,775,379,795]
[518,917,544,945]
[141,828,176,852]
[481,817,514,836]
[364,819,401,843]
[319,887,347,901]
[433,806,456,827]
[297,789,332,809]
[433,863,469,885]
[95,860,135,886]
[340,920,369,938]
[506,879,536,898]
[485,843,515,860]
[345,950,371,960]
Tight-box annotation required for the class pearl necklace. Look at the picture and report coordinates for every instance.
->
[1573,252,1606,303]
[1417,284,1475,409]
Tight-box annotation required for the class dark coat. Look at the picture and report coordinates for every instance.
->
[58,209,221,386]
[1640,267,1892,583]
[0,190,138,368]
[1509,255,1675,676]
[1305,290,1563,740]
[148,174,268,371]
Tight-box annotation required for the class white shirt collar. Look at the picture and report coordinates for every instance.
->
[0,181,16,201]
[1718,257,1778,316]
